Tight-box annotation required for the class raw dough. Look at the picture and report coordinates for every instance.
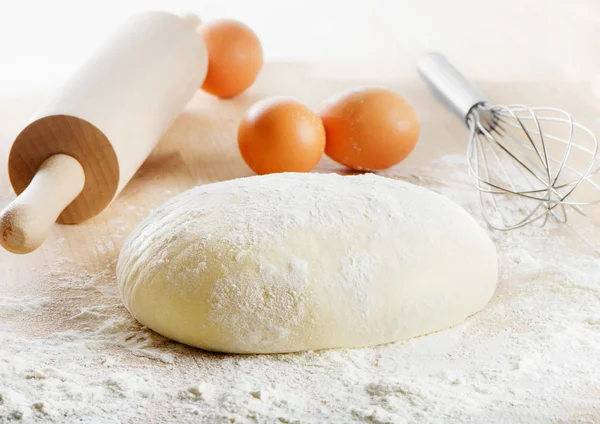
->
[117,173,497,354]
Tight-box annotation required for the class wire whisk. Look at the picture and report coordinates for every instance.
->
[418,53,600,230]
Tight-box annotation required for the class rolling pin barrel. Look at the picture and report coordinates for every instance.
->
[0,11,208,254]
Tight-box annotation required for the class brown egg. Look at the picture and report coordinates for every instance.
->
[319,87,420,170]
[238,97,326,175]
[200,19,263,98]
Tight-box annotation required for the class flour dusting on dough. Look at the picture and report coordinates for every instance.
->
[1,156,599,422]
[117,173,496,353]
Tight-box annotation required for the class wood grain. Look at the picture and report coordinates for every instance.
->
[9,115,118,223]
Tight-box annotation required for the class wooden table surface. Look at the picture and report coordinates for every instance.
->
[2,0,599,277]
[1,1,599,421]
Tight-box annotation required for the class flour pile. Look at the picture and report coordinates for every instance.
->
[1,155,599,423]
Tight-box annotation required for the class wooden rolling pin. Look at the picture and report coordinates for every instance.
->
[0,11,208,254]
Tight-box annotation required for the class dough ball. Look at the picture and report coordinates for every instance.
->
[117,173,497,354]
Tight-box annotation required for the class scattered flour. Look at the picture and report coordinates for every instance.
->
[0,297,48,315]
[1,155,599,423]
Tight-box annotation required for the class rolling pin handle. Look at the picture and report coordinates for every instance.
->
[179,13,202,29]
[0,154,85,254]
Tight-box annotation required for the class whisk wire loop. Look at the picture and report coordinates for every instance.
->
[466,103,599,230]
[418,52,599,230]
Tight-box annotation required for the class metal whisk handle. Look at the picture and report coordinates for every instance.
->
[418,52,490,124]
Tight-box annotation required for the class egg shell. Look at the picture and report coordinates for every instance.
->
[320,87,420,170]
[238,97,326,175]
[200,19,263,98]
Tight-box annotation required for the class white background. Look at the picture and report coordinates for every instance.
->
[0,0,598,94]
